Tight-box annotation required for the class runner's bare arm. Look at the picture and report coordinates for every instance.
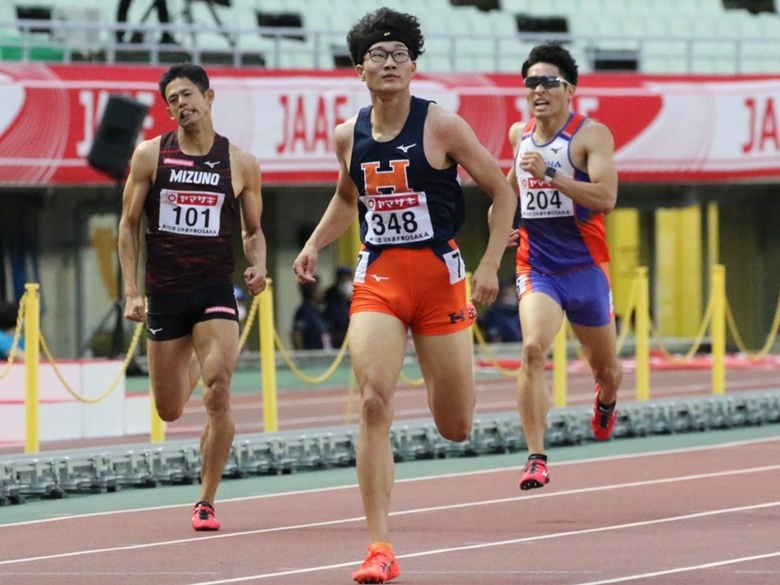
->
[532,121,618,213]
[293,119,360,284]
[235,148,267,296]
[505,121,523,193]
[118,138,158,322]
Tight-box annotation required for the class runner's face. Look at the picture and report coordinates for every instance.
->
[164,77,213,126]
[524,63,573,120]
[356,42,416,92]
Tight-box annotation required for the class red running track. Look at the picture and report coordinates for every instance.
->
[1,433,779,584]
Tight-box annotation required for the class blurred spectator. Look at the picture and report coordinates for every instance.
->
[0,302,24,360]
[116,0,176,44]
[478,280,522,343]
[323,265,353,348]
[291,279,331,350]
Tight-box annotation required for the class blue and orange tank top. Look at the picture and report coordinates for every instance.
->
[514,113,609,273]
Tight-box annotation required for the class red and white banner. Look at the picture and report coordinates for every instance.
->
[0,64,778,186]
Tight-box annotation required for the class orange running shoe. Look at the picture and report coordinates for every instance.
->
[192,501,221,531]
[352,544,401,584]
[591,384,617,441]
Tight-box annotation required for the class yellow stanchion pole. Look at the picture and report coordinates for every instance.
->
[339,218,362,268]
[552,317,567,408]
[635,267,650,401]
[707,202,719,268]
[24,283,40,454]
[259,279,278,432]
[150,392,165,442]
[711,264,726,395]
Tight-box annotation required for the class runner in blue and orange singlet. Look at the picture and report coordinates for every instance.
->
[506,42,624,492]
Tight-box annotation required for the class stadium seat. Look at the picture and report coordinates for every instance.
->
[3,0,779,74]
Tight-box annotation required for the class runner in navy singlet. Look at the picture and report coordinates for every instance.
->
[292,8,516,584]
[118,63,267,532]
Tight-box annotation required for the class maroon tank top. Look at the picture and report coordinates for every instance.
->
[144,131,237,293]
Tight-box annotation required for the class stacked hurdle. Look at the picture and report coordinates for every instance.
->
[1,389,779,505]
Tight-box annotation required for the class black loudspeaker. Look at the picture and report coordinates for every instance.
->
[87,94,149,179]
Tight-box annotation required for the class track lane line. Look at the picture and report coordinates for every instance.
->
[1,464,779,567]
[183,501,780,585]
[571,551,780,585]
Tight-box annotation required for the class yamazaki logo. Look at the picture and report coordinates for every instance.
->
[165,192,219,206]
[366,194,420,210]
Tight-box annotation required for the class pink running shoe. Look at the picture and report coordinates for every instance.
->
[192,501,221,531]
[591,384,617,440]
[519,457,550,490]
[352,544,401,583]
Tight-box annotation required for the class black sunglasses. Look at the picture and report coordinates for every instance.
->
[524,75,572,89]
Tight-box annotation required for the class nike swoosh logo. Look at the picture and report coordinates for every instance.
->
[371,275,389,282]
[204,161,219,168]
[396,143,416,153]
[147,327,163,334]
[551,147,562,153]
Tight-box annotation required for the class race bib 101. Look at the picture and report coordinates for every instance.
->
[158,189,225,236]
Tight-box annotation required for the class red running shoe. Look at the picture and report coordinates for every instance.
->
[192,501,221,531]
[591,384,617,440]
[352,544,401,583]
[519,457,550,490]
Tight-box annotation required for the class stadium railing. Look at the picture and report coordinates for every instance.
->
[1,14,780,74]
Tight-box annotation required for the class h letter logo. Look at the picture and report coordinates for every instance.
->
[361,160,412,195]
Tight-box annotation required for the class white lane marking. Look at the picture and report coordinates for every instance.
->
[184,502,780,585]
[571,551,780,585]
[1,466,779,568]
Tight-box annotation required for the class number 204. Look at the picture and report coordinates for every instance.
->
[525,190,562,211]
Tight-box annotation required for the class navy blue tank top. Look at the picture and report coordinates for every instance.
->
[349,96,465,249]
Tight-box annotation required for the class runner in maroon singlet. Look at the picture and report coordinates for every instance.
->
[118,63,267,532]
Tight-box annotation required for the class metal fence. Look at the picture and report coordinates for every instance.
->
[2,17,780,74]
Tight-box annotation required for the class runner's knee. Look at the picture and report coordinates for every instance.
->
[521,340,548,371]
[435,416,472,443]
[155,398,185,422]
[202,385,231,417]
[593,360,623,391]
[360,392,393,429]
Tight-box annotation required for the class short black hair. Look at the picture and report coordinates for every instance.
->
[521,41,578,86]
[158,63,210,101]
[346,7,425,66]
